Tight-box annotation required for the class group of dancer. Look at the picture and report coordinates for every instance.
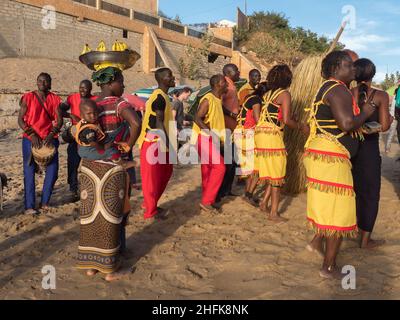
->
[17,44,393,280]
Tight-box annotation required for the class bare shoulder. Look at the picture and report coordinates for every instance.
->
[326,85,352,103]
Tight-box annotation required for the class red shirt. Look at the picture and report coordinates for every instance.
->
[22,91,61,140]
[67,93,97,124]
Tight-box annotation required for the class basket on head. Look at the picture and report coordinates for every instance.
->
[32,144,56,170]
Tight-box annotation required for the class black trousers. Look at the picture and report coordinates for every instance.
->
[217,142,237,200]
[352,138,381,233]
[67,141,80,193]
[395,108,400,144]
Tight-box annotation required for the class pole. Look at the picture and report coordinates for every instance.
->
[245,0,247,15]
[328,21,347,53]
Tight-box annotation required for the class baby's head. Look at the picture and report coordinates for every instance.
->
[79,99,98,124]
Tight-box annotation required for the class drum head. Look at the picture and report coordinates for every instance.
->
[32,144,56,167]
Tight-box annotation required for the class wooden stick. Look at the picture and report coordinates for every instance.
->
[328,21,347,53]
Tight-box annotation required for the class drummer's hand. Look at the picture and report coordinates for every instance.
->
[30,133,42,148]
[115,142,131,154]
[43,133,54,147]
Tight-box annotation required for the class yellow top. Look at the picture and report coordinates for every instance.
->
[238,83,255,106]
[257,89,287,131]
[191,92,226,144]
[137,88,174,149]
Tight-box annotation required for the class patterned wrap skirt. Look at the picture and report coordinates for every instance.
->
[254,124,287,187]
[303,135,357,238]
[77,159,130,274]
[233,127,255,177]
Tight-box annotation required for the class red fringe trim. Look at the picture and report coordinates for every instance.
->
[307,217,358,238]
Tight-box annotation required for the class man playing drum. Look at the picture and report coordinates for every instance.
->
[18,73,62,215]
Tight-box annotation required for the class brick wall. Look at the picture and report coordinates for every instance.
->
[0,0,231,74]
[0,0,144,72]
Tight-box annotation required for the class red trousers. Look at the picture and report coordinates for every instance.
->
[197,135,226,206]
[140,140,173,219]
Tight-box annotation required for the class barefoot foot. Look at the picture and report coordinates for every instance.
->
[86,269,98,277]
[105,270,129,282]
[361,238,386,249]
[268,214,288,223]
[319,265,343,280]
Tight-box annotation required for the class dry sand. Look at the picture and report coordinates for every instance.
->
[0,129,399,300]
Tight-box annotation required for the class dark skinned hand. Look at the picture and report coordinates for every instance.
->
[30,133,42,149]
[43,133,54,147]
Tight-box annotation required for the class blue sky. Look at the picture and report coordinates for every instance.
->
[159,0,400,82]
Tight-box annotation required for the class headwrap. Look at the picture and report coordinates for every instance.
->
[91,66,120,86]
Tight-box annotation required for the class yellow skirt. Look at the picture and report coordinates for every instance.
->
[303,135,357,238]
[254,125,286,187]
[233,128,255,176]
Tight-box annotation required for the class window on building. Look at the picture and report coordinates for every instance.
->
[123,29,128,39]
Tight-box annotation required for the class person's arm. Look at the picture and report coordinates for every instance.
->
[252,103,261,123]
[119,107,142,152]
[18,98,42,148]
[194,98,210,130]
[277,91,309,135]
[326,86,375,132]
[43,99,63,146]
[377,91,392,132]
[171,109,177,121]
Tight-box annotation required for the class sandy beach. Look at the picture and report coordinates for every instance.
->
[0,128,399,300]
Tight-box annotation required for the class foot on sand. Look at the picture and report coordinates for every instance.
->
[105,270,130,282]
[319,265,343,280]
[200,203,219,214]
[155,207,169,220]
[361,239,386,249]
[259,201,268,212]
[86,269,98,277]
[243,194,259,208]
[268,214,288,223]
[24,208,39,215]
[306,244,324,258]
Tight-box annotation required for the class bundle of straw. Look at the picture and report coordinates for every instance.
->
[284,55,324,194]
[283,23,347,195]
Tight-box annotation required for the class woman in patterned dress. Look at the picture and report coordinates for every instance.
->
[76,66,141,281]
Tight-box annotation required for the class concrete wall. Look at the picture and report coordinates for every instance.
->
[106,0,157,14]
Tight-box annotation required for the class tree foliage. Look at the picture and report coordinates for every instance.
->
[178,34,214,80]
[381,72,400,91]
[235,11,344,67]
